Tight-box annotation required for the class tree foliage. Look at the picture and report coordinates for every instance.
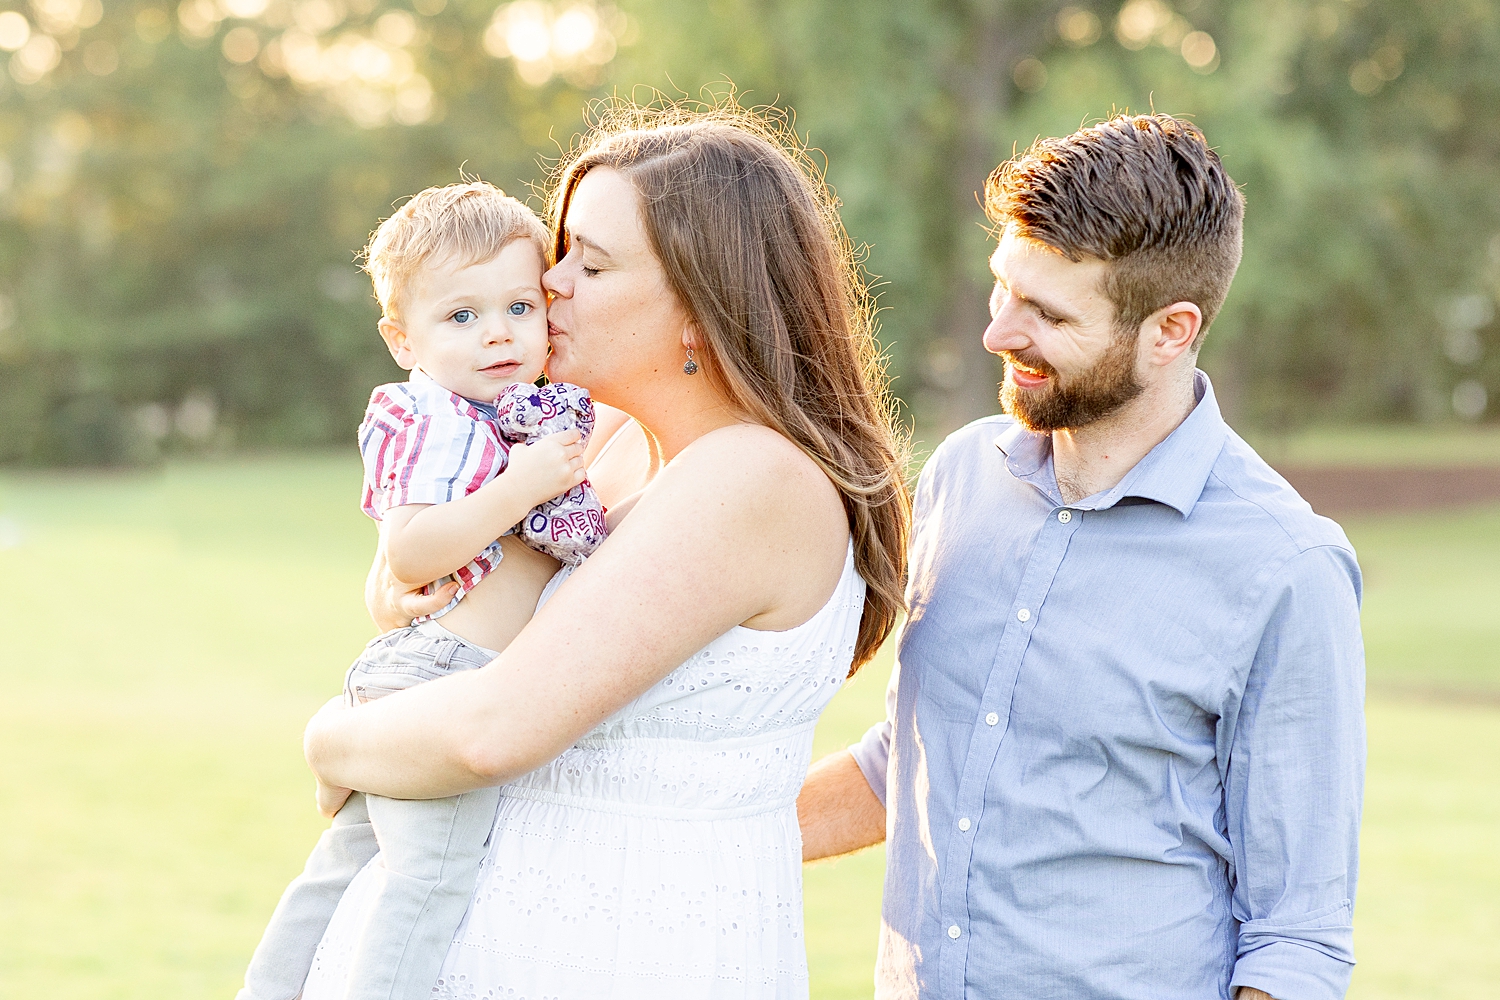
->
[0,0,1496,465]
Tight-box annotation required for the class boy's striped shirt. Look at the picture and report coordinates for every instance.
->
[358,368,510,620]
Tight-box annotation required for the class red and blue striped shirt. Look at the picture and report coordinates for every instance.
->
[358,368,510,619]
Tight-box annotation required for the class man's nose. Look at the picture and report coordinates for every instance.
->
[982,304,1033,357]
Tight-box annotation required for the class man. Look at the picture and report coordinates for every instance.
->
[798,115,1365,1000]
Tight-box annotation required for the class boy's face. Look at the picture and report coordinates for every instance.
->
[378,240,549,403]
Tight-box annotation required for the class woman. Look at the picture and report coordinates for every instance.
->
[299,103,910,998]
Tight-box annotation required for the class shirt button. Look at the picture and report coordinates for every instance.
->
[985,712,999,726]
[1017,608,1031,622]
[947,924,962,939]
[958,817,971,831]
[1057,509,1073,523]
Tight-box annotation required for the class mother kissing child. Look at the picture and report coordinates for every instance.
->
[251,101,912,1000]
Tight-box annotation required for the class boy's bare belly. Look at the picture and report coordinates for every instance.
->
[435,535,560,654]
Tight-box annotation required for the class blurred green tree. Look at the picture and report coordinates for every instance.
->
[0,0,1496,465]
[0,0,619,464]
[615,0,1500,437]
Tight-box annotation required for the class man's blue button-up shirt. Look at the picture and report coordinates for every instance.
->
[852,372,1365,1000]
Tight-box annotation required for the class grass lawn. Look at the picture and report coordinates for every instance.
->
[1,454,1497,998]
[1240,423,1500,468]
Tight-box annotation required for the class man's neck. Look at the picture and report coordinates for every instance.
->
[1050,370,1199,504]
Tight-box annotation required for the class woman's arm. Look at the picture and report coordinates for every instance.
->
[307,424,849,799]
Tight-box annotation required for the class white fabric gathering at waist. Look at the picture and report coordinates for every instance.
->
[567,718,820,751]
[494,784,804,821]
[497,719,820,820]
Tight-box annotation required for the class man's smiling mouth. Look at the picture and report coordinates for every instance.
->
[1009,360,1052,388]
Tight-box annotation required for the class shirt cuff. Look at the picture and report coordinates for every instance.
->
[1231,933,1354,1000]
[848,720,891,808]
[390,480,464,508]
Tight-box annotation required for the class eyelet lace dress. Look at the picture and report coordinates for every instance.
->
[300,544,866,1000]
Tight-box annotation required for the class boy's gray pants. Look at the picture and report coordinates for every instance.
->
[238,622,500,1000]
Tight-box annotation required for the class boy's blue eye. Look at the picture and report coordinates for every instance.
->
[452,309,477,324]
[508,301,532,316]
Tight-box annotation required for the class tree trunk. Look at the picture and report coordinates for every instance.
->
[921,2,1063,439]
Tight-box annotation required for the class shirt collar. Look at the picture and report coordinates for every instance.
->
[993,369,1228,517]
[408,367,498,419]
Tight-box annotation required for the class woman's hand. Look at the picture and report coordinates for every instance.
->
[366,528,455,631]
[316,777,354,818]
[307,696,355,817]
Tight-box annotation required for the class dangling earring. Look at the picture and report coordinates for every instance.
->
[683,348,699,375]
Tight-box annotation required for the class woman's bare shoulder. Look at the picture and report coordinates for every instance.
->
[678,422,825,480]
[651,423,844,541]
[684,422,822,470]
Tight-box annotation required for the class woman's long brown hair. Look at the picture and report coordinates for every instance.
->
[548,98,911,672]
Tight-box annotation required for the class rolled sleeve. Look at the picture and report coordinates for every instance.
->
[850,719,891,807]
[848,654,901,807]
[1226,544,1366,1000]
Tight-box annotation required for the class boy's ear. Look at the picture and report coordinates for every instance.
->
[378,317,417,371]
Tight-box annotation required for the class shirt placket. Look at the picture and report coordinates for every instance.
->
[936,502,1084,999]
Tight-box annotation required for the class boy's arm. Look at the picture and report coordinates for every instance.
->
[385,428,586,586]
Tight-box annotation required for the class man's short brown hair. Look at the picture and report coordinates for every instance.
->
[362,181,548,322]
[985,114,1244,346]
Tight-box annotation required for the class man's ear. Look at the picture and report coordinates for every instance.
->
[378,317,417,371]
[1144,301,1202,367]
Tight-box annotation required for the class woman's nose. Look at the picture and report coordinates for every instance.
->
[542,262,569,297]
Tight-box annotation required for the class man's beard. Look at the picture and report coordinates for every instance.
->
[999,334,1145,432]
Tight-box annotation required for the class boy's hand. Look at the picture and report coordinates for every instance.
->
[500,427,587,506]
[316,777,354,818]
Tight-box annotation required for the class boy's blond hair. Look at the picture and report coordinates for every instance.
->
[362,181,549,322]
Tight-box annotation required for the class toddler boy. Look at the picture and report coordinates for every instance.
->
[238,182,606,1000]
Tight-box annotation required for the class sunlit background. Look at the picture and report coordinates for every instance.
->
[0,0,1496,461]
[1,2,1498,998]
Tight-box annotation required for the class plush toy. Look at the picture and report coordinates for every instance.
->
[494,381,608,566]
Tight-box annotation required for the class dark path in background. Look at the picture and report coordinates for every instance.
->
[1276,465,1500,517]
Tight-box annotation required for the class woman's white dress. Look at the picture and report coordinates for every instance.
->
[301,545,866,999]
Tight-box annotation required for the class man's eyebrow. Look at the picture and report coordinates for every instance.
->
[1016,288,1082,325]
[992,269,1082,325]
